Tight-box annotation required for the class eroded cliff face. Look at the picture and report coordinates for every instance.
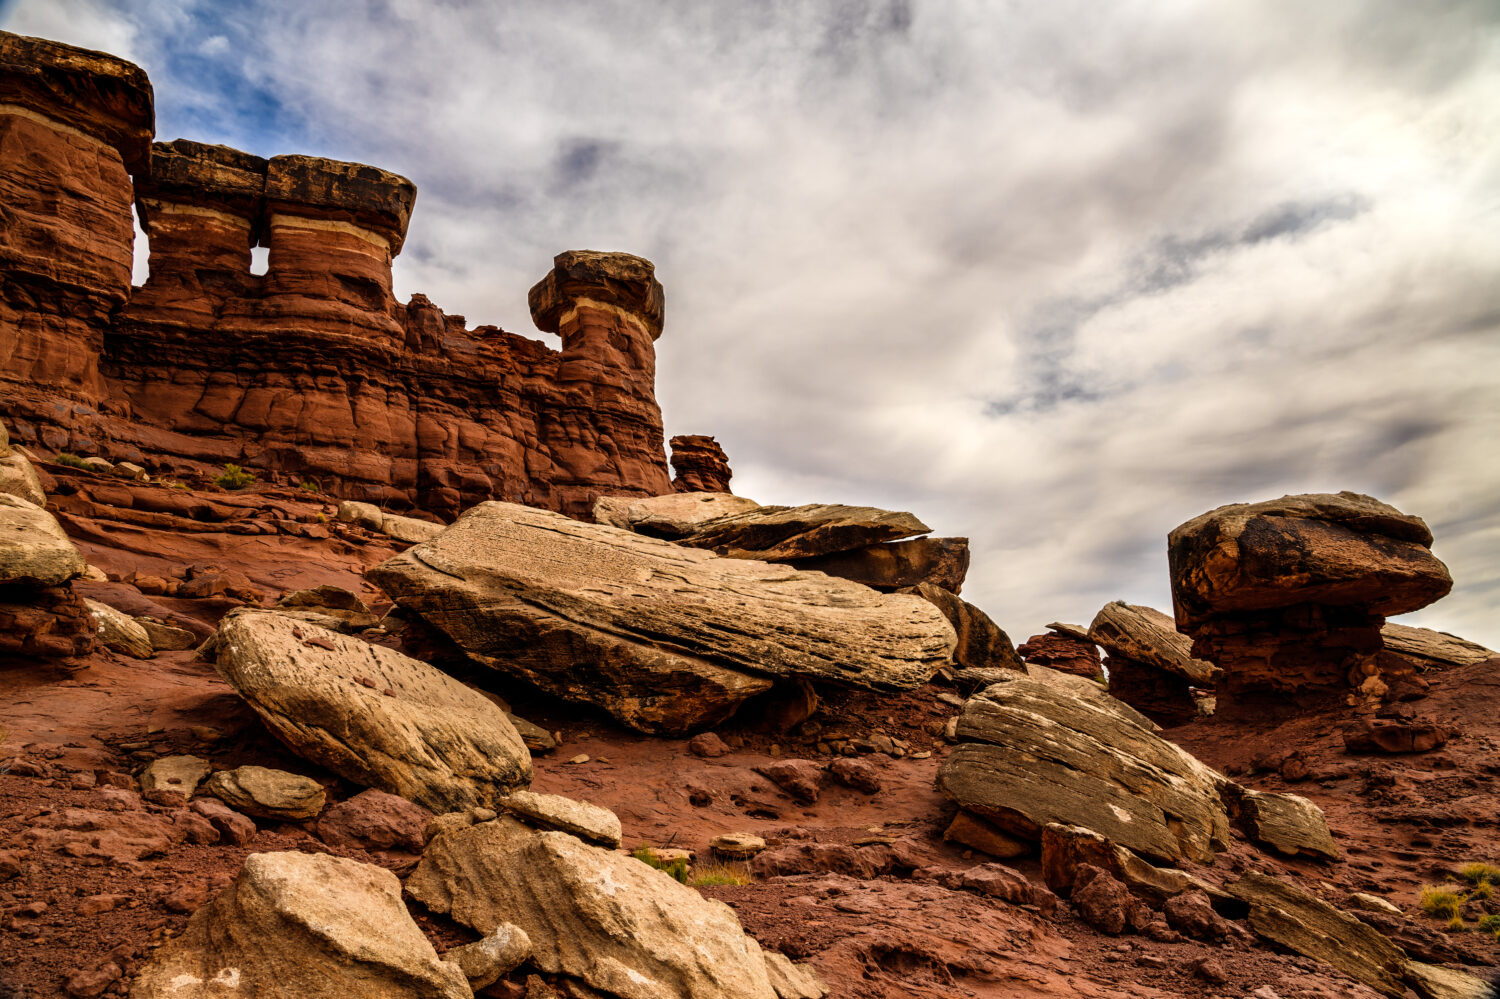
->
[0,30,708,520]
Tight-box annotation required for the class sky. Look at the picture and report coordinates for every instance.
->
[6,0,1498,649]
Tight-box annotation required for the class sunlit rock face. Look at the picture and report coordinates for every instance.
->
[0,30,687,520]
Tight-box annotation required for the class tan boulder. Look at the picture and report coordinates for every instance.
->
[210,611,531,812]
[795,537,970,593]
[593,491,760,537]
[0,447,45,505]
[205,766,326,821]
[140,755,212,798]
[367,503,954,735]
[131,851,470,998]
[407,814,796,999]
[85,598,153,658]
[1379,622,1495,671]
[0,494,84,585]
[275,584,380,632]
[496,790,621,848]
[677,502,931,560]
[1088,602,1216,685]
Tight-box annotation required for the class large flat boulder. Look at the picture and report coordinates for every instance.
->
[593,491,760,537]
[1228,872,1408,997]
[407,813,810,999]
[1379,622,1495,670]
[1088,602,1216,684]
[676,503,930,560]
[794,537,970,593]
[131,851,471,998]
[211,611,531,813]
[367,502,954,735]
[937,672,1230,864]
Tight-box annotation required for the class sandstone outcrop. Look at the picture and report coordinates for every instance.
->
[131,851,471,998]
[794,537,970,593]
[903,581,1023,672]
[937,672,1230,864]
[1378,622,1495,672]
[407,812,813,999]
[1228,872,1408,997]
[211,611,532,811]
[1169,492,1452,713]
[1088,601,1216,726]
[678,503,930,561]
[0,420,45,506]
[593,490,761,537]
[0,492,94,659]
[368,502,955,734]
[2,31,693,520]
[84,597,154,658]
[669,434,734,493]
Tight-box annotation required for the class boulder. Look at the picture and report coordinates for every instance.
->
[593,491,760,537]
[943,810,1030,859]
[1220,786,1340,861]
[407,814,790,999]
[1378,622,1495,671]
[1228,872,1408,997]
[367,502,953,735]
[444,923,531,990]
[0,494,84,585]
[677,503,931,561]
[130,851,470,998]
[336,501,444,544]
[140,755,211,798]
[1016,629,1103,680]
[211,611,531,812]
[947,863,1059,915]
[1090,601,1216,726]
[1038,823,1226,906]
[275,584,380,632]
[205,766,326,821]
[318,789,431,853]
[791,537,970,593]
[84,598,153,659]
[137,615,199,651]
[0,422,45,505]
[756,760,823,804]
[495,790,621,848]
[1071,865,1136,935]
[710,833,767,860]
[1343,717,1451,754]
[905,582,1023,672]
[1404,962,1493,999]
[1168,492,1452,709]
[937,672,1229,864]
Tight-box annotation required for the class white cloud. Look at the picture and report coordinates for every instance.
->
[8,0,1499,648]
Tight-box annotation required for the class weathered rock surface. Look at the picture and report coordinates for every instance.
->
[904,581,1023,672]
[1090,601,1216,726]
[1228,872,1408,997]
[368,502,954,735]
[937,672,1230,864]
[211,611,531,812]
[1038,823,1225,905]
[336,502,445,544]
[1403,961,1493,999]
[274,584,380,632]
[84,598,153,658]
[1169,492,1453,710]
[131,851,471,998]
[944,809,1031,858]
[137,615,199,651]
[205,766,326,821]
[0,492,94,659]
[407,814,791,999]
[793,537,970,593]
[317,789,431,853]
[496,790,622,848]
[444,923,531,990]
[593,491,760,537]
[140,755,211,798]
[0,422,45,505]
[1017,629,1104,680]
[1220,786,1340,861]
[669,434,734,493]
[0,494,85,585]
[1343,716,1451,754]
[678,503,931,561]
[1379,622,1496,671]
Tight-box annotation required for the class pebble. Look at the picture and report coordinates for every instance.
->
[568,754,589,765]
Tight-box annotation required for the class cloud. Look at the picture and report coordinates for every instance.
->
[6,0,1499,650]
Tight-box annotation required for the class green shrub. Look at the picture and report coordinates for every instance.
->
[299,480,321,492]
[1458,862,1500,887]
[1478,914,1500,940]
[631,846,688,884]
[215,463,256,490]
[1472,880,1494,901]
[54,452,90,469]
[1420,887,1464,920]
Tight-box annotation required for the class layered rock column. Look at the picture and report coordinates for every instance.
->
[670,434,733,492]
[0,31,152,427]
[530,251,674,511]
[1168,492,1452,715]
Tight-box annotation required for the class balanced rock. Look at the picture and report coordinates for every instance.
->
[368,502,954,735]
[1089,602,1216,727]
[211,611,531,812]
[407,814,797,999]
[1228,872,1408,997]
[593,491,760,537]
[131,851,470,999]
[937,672,1230,864]
[85,598,154,659]
[1169,492,1452,712]
[205,766,326,821]
[794,537,970,593]
[496,790,621,848]
[677,503,931,561]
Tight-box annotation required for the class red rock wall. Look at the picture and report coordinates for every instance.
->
[0,31,697,520]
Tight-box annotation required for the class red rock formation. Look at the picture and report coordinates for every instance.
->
[1016,628,1103,680]
[669,435,732,493]
[1169,492,1452,716]
[0,31,683,520]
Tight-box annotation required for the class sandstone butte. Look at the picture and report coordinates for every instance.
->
[0,29,723,522]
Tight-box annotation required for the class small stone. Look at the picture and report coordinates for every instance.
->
[160,883,210,913]
[1346,891,1402,916]
[1193,958,1228,983]
[687,732,729,758]
[139,755,211,798]
[944,810,1030,859]
[78,894,128,916]
[568,754,590,765]
[444,922,531,989]
[64,961,123,998]
[828,757,881,794]
[710,833,767,859]
[190,798,256,845]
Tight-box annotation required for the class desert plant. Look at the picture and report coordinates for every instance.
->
[1447,914,1466,931]
[299,480,321,492]
[1458,862,1500,887]
[215,463,256,490]
[53,452,90,469]
[1472,880,1495,901]
[1420,887,1464,920]
[689,863,753,887]
[631,845,688,884]
[1478,914,1500,940]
